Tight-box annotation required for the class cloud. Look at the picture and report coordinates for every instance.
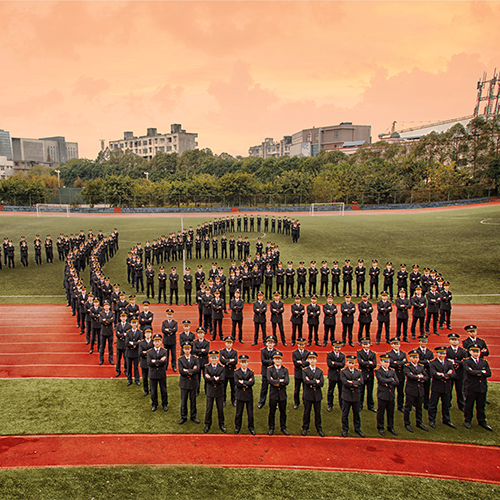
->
[154,84,185,114]
[73,76,110,101]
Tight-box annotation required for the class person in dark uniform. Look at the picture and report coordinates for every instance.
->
[447,332,467,411]
[326,341,345,411]
[157,266,167,304]
[463,346,492,431]
[147,333,169,412]
[397,264,408,295]
[285,261,295,298]
[342,259,353,296]
[204,350,226,433]
[416,335,434,410]
[290,294,305,346]
[308,260,318,297]
[387,338,407,412]
[89,298,102,354]
[318,261,330,297]
[267,351,290,435]
[357,293,373,344]
[369,260,380,299]
[201,286,214,336]
[340,355,365,437]
[134,256,144,293]
[307,295,321,347]
[301,351,325,436]
[179,319,195,347]
[183,267,193,306]
[395,288,411,342]
[292,338,309,410]
[230,289,244,343]
[252,291,267,345]
[331,261,341,297]
[168,267,179,306]
[44,235,54,263]
[355,259,366,297]
[258,336,277,408]
[139,327,154,396]
[383,262,394,301]
[462,324,490,358]
[322,293,337,346]
[270,291,286,346]
[439,281,453,330]
[125,318,142,386]
[115,312,130,377]
[410,286,426,339]
[341,294,356,347]
[409,264,421,297]
[428,346,457,429]
[357,338,377,412]
[375,354,399,436]
[425,283,441,336]
[145,263,155,300]
[376,291,392,345]
[178,342,200,424]
[296,261,307,297]
[234,354,255,435]
[403,349,429,433]
[220,336,238,407]
[211,290,225,340]
[161,309,178,372]
[99,300,115,365]
[275,261,285,297]
[138,300,154,333]
[192,327,210,394]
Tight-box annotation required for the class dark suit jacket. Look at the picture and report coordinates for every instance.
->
[307,304,321,325]
[323,303,337,325]
[387,349,407,376]
[234,368,255,402]
[220,348,238,378]
[302,366,324,401]
[147,347,168,379]
[268,365,289,401]
[377,300,392,322]
[357,349,377,380]
[327,351,345,381]
[292,349,310,379]
[260,347,277,376]
[411,295,426,317]
[125,329,142,359]
[162,320,178,347]
[358,301,373,323]
[462,337,489,358]
[99,311,115,337]
[178,355,200,389]
[404,363,428,397]
[230,299,244,321]
[340,368,363,402]
[376,367,399,401]
[429,358,456,393]
[115,322,131,350]
[341,302,356,324]
[446,346,467,377]
[253,301,267,323]
[463,357,491,393]
[270,301,284,324]
[139,339,154,369]
[290,303,305,324]
[204,363,226,398]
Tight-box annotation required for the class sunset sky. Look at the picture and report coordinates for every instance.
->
[1,1,499,159]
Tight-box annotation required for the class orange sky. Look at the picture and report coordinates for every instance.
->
[1,1,499,159]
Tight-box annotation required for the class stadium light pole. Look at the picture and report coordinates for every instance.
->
[54,169,60,188]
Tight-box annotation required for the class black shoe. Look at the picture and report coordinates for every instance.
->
[480,423,493,431]
[318,429,325,437]
[204,426,210,433]
[252,342,257,346]
[416,424,429,432]
[89,349,93,354]
[239,340,244,344]
[301,429,307,436]
[388,428,398,436]
[323,342,328,347]
[293,404,299,410]
[115,373,121,377]
[99,360,103,365]
[173,367,177,372]
[282,428,290,436]
[86,341,90,345]
[135,381,141,386]
[355,430,365,438]
[307,341,312,346]
[349,342,354,347]
[315,342,321,347]
[405,425,414,433]
[403,338,410,343]
[291,342,296,346]
[258,403,264,409]
[191,418,200,424]
[250,429,256,436]
[376,341,380,345]
[486,400,491,404]
[282,341,287,347]
[368,407,377,413]
[151,406,157,412]
[163,406,168,412]
[327,406,332,412]
[464,422,472,429]
[429,422,436,428]
[127,381,132,386]
[342,430,348,437]
[378,429,386,436]
[234,428,240,434]
[220,426,227,433]
[178,418,187,425]
[143,391,149,397]
[268,428,274,436]
[444,422,457,429]
[109,359,114,365]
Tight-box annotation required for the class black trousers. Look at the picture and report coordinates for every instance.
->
[327,379,343,408]
[308,324,319,344]
[146,282,155,299]
[395,374,405,410]
[150,377,168,408]
[272,322,286,344]
[126,357,140,383]
[360,374,375,409]
[116,348,125,375]
[428,391,451,424]
[205,395,224,428]
[285,283,294,298]
[411,316,425,337]
[320,281,328,296]
[224,377,235,404]
[450,376,465,410]
[185,289,192,305]
[439,309,451,327]
[356,281,365,297]
[377,398,395,430]
[370,282,378,299]
[141,366,150,393]
[268,399,287,430]
[343,280,352,295]
[164,344,176,370]
[212,318,223,339]
[396,318,408,340]
[169,288,179,305]
[309,281,317,296]
[99,335,113,363]
[302,399,322,431]
[297,282,305,296]
[342,323,353,344]
[235,399,254,431]
[323,324,335,343]
[464,390,487,425]
[232,320,243,341]
[358,322,371,343]
[294,378,304,406]
[376,321,390,343]
[254,322,266,344]
[158,286,166,303]
[180,387,197,419]
[403,393,423,426]
[425,311,439,334]
[291,323,302,343]
[258,377,269,405]
[342,400,361,432]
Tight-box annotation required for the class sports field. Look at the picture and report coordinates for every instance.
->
[0,203,499,499]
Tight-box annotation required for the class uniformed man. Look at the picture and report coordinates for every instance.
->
[463,346,492,431]
[428,346,457,429]
[139,327,154,396]
[357,338,377,412]
[267,351,290,436]
[183,267,193,306]
[98,300,115,365]
[179,319,195,347]
[355,259,366,297]
[387,338,407,412]
[234,354,256,435]
[115,312,130,377]
[157,266,167,304]
[462,325,489,358]
[357,293,373,344]
[211,290,224,340]
[326,340,345,411]
[270,291,286,346]
[416,335,434,409]
[382,262,394,301]
[203,350,226,433]
[341,294,356,347]
[369,260,380,299]
[425,283,441,336]
[340,354,365,437]
[252,291,267,345]
[410,286,426,339]
[161,309,178,372]
[178,342,200,424]
[290,294,305,345]
[125,318,142,386]
[296,261,307,297]
[376,291,392,345]
[306,295,321,347]
[439,281,453,330]
[308,260,318,297]
[292,338,309,410]
[285,261,295,298]
[375,354,399,436]
[342,259,353,296]
[301,351,325,436]
[395,288,411,342]
[446,332,467,411]
[322,293,337,346]
[192,327,210,394]
[147,333,168,412]
[257,336,277,408]
[331,261,341,297]
[138,300,154,332]
[403,349,429,433]
[230,288,244,343]
[220,336,238,407]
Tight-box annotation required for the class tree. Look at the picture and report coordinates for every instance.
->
[81,178,105,206]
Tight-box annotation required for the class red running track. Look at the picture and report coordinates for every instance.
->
[0,303,499,380]
[1,433,500,484]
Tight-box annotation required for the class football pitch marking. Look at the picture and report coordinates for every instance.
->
[480,218,500,225]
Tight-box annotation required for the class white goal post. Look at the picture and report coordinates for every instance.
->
[310,202,345,216]
[36,204,71,217]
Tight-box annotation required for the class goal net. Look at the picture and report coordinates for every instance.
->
[310,202,345,216]
[36,204,71,217]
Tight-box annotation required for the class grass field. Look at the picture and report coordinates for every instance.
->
[0,203,499,304]
[1,378,498,446]
[0,466,498,500]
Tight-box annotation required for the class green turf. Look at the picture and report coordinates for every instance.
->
[0,205,499,304]
[0,378,498,446]
[0,466,498,500]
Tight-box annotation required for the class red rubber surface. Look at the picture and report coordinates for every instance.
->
[1,433,500,484]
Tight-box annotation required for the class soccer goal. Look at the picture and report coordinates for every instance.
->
[36,204,71,217]
[310,202,345,216]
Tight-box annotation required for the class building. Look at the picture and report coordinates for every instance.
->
[0,155,15,179]
[0,130,13,161]
[108,124,198,160]
[11,136,79,165]
[289,122,372,157]
[248,136,292,158]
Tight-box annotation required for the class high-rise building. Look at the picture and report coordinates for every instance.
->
[108,124,198,160]
[0,129,13,161]
[11,136,78,164]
